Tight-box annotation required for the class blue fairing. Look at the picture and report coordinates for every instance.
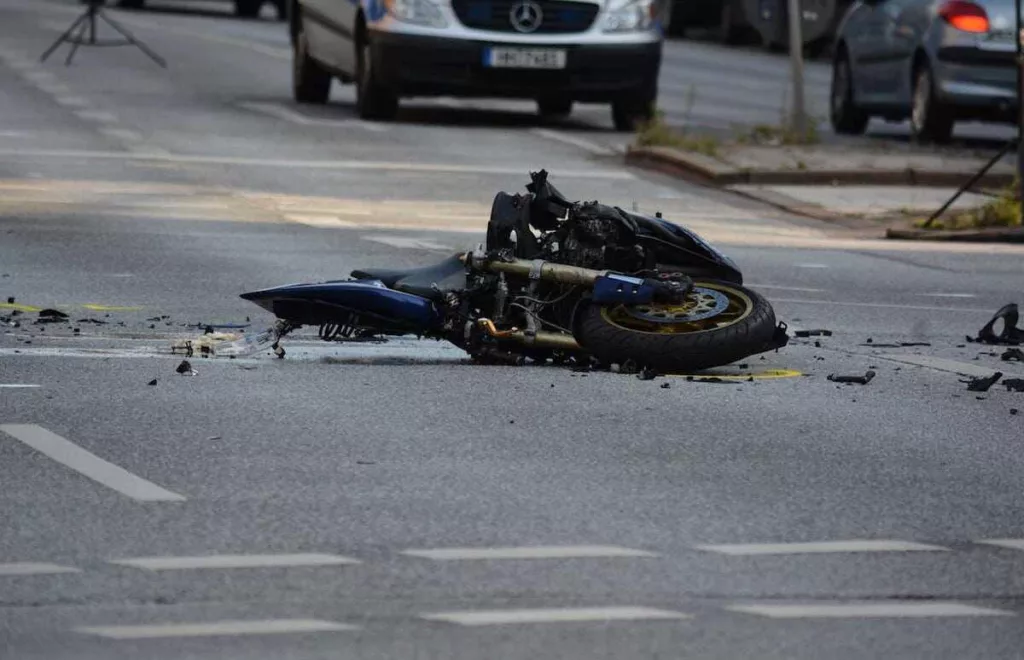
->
[239,279,439,329]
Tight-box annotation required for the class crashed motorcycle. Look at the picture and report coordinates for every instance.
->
[235,170,789,372]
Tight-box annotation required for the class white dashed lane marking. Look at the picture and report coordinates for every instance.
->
[108,553,362,570]
[401,545,660,560]
[0,424,186,502]
[420,606,691,626]
[74,109,118,123]
[0,384,41,388]
[74,619,358,639]
[725,602,1015,619]
[238,101,386,132]
[976,539,1024,551]
[0,562,80,575]
[53,96,90,108]
[695,540,951,555]
[529,128,616,156]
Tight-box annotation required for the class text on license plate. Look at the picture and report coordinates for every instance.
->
[483,47,567,69]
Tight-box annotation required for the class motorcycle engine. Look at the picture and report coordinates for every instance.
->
[549,201,647,273]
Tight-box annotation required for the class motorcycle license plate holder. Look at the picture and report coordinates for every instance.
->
[591,274,657,305]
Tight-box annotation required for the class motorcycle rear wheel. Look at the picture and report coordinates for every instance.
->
[573,280,780,373]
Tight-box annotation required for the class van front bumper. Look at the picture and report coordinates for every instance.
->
[368,31,661,101]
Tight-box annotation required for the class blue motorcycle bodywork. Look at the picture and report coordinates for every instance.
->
[240,278,441,330]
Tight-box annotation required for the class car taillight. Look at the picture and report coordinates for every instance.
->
[938,0,990,33]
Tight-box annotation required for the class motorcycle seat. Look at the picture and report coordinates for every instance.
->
[350,253,467,302]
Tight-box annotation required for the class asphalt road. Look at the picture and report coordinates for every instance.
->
[2,2,1024,659]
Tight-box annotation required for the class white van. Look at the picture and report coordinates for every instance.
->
[287,0,666,130]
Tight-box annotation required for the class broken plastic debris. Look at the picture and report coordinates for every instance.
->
[970,304,1024,345]
[175,359,197,376]
[794,329,832,338]
[1004,378,1024,393]
[35,308,69,323]
[170,331,245,358]
[1002,348,1024,362]
[210,326,280,357]
[637,366,658,380]
[961,372,1002,392]
[827,370,876,385]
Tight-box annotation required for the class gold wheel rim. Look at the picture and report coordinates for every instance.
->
[599,282,755,336]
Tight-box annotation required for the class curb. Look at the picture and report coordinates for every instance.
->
[885,226,1024,242]
[625,145,1018,188]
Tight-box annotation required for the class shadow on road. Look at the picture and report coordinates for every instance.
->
[862,127,1015,154]
[287,100,616,133]
[110,1,284,22]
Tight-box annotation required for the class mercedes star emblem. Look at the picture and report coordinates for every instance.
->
[509,0,543,33]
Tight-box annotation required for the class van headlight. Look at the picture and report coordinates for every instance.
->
[383,0,448,27]
[601,0,657,32]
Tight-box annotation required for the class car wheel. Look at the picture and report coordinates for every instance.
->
[830,49,869,135]
[117,0,145,8]
[293,18,331,104]
[537,97,573,119]
[910,63,954,144]
[611,92,656,132]
[355,40,399,121]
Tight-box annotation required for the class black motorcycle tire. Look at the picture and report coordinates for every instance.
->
[573,280,780,373]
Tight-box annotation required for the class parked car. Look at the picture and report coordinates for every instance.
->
[830,0,1018,143]
[743,0,853,55]
[666,0,759,44]
[287,0,667,130]
[112,0,285,20]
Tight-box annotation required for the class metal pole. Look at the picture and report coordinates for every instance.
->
[1017,4,1023,217]
[787,0,806,137]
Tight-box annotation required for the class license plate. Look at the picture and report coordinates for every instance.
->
[483,47,567,69]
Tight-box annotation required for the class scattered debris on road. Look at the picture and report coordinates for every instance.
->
[175,359,197,376]
[1002,348,1024,362]
[828,370,876,385]
[147,379,158,386]
[962,372,1002,392]
[969,304,1024,345]
[795,329,832,337]
[35,308,69,323]
[1004,379,1024,393]
[638,366,658,380]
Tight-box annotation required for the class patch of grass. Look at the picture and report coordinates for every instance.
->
[914,178,1023,230]
[735,120,821,146]
[635,110,720,157]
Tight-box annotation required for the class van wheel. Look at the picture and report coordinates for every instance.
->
[611,92,656,132]
[355,40,398,120]
[293,19,331,104]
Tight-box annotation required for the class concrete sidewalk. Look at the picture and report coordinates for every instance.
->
[626,139,1021,241]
